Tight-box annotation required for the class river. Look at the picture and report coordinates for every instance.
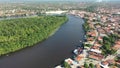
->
[0,15,85,68]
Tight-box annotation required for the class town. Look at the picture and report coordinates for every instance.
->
[56,2,120,68]
[0,0,120,68]
[0,2,87,18]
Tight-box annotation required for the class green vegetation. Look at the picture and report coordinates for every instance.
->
[83,22,90,32]
[84,44,92,47]
[101,34,118,56]
[83,18,94,32]
[0,15,67,55]
[115,55,120,61]
[84,62,89,68]
[89,63,94,68]
[84,62,95,68]
[85,5,97,12]
[63,62,71,68]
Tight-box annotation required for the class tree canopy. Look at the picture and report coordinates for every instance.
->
[0,15,67,55]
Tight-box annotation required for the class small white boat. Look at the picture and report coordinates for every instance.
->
[80,40,82,42]
[73,49,78,55]
[73,47,84,55]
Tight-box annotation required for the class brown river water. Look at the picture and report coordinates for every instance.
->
[0,15,85,68]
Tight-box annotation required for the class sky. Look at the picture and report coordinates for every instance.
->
[0,0,120,2]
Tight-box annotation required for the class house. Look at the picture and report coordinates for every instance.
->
[98,28,105,33]
[116,60,120,65]
[65,58,78,67]
[112,40,120,50]
[113,44,120,50]
[115,40,120,45]
[111,66,118,68]
[87,37,94,41]
[96,63,101,68]
[90,46,102,53]
[100,61,109,68]
[95,24,101,29]
[89,55,99,60]
[94,42,102,47]
[116,54,120,65]
[75,54,84,61]
[87,31,96,37]
[91,46,100,49]
[90,49,102,54]
[65,58,74,65]
[79,66,84,68]
[88,51,104,60]
[106,59,115,64]
[89,23,95,29]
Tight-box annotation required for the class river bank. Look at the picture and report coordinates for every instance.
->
[57,10,120,68]
[55,15,86,68]
[0,15,68,56]
[0,15,85,68]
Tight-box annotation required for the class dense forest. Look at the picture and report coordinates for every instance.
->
[0,15,67,55]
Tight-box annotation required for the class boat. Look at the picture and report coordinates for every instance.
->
[73,47,83,55]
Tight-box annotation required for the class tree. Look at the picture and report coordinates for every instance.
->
[63,62,71,68]
[84,62,89,68]
[89,63,94,68]
[110,49,117,55]
[0,15,68,55]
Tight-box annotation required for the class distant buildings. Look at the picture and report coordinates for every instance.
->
[45,11,67,15]
[65,5,120,68]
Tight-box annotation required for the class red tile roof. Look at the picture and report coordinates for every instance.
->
[91,46,99,49]
[101,61,109,65]
[88,51,104,60]
[76,54,84,61]
[87,37,94,41]
[87,31,96,37]
[113,40,120,50]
